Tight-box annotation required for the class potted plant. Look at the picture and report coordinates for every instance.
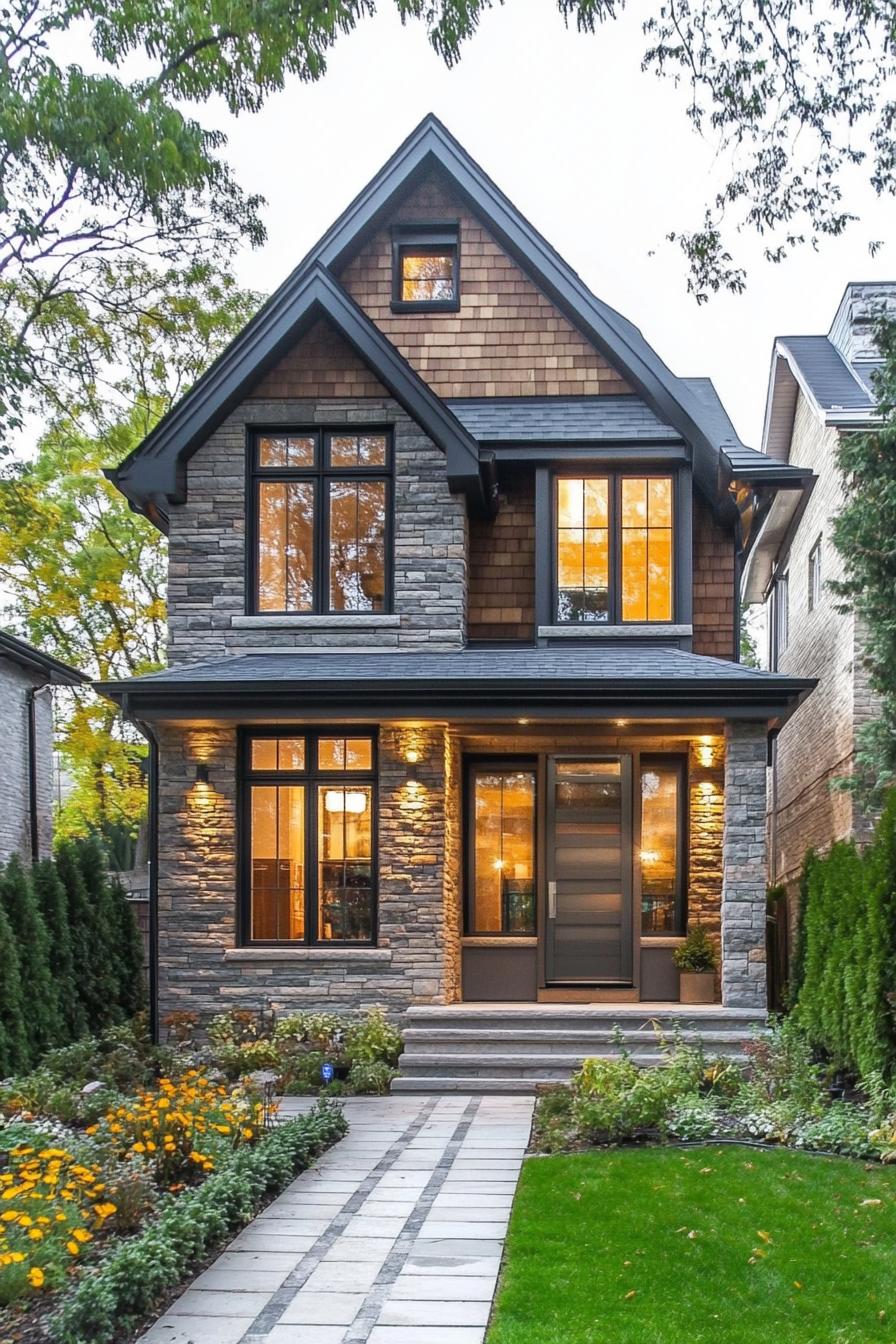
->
[673,925,718,1004]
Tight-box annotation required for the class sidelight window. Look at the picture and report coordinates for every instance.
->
[243,730,376,944]
[251,430,391,615]
[639,757,686,934]
[467,764,536,935]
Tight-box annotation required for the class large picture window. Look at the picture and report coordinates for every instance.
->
[639,757,686,934]
[466,763,536,935]
[242,730,376,944]
[251,430,391,615]
[555,474,675,624]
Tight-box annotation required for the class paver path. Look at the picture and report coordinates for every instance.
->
[139,1093,534,1344]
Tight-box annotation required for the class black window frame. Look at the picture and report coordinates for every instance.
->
[552,471,678,626]
[247,427,394,616]
[391,224,460,313]
[639,753,688,938]
[238,727,379,947]
[463,756,538,938]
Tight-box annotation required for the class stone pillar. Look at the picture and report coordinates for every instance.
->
[721,721,768,1009]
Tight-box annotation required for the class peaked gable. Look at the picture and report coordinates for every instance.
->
[249,317,389,400]
[339,172,632,399]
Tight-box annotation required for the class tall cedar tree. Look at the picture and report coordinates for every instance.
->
[108,872,146,1019]
[849,791,896,1079]
[32,858,85,1043]
[0,898,27,1076]
[55,838,105,1033]
[0,855,59,1063]
[74,835,125,1026]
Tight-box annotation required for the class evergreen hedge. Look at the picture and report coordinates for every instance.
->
[793,790,896,1079]
[0,838,146,1074]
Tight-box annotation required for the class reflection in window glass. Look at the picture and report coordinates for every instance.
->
[317,786,374,940]
[317,737,374,772]
[621,477,673,622]
[257,480,314,612]
[400,249,456,303]
[250,785,305,940]
[556,478,610,622]
[250,737,306,772]
[471,770,536,934]
[640,762,682,933]
[328,434,388,468]
[258,435,316,468]
[328,480,387,612]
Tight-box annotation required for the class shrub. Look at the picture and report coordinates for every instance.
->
[344,1009,402,1068]
[50,1103,348,1344]
[213,1039,281,1082]
[32,860,84,1044]
[273,1011,347,1055]
[570,1041,704,1143]
[0,855,58,1063]
[0,900,27,1078]
[667,1095,721,1141]
[672,925,718,972]
[347,1060,395,1095]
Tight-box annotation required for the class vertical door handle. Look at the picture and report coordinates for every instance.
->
[547,881,557,918]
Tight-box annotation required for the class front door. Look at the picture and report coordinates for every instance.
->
[545,756,633,985]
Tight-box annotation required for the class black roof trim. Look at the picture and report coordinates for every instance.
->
[111,115,768,522]
[0,630,87,685]
[107,265,487,524]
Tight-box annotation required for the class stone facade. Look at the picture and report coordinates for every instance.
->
[156,723,461,1021]
[722,722,768,1008]
[0,657,54,862]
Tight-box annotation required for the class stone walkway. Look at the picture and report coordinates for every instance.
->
[139,1093,534,1344]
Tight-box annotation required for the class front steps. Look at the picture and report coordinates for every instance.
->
[392,1003,766,1093]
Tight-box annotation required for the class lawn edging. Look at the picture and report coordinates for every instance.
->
[49,1100,347,1344]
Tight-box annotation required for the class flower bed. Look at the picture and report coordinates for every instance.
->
[533,1017,896,1162]
[0,1020,348,1342]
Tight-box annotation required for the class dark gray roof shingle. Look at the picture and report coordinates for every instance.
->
[780,336,875,412]
[445,396,682,443]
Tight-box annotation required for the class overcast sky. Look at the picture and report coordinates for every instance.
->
[211,0,893,447]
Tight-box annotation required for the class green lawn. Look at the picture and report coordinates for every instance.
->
[487,1146,896,1344]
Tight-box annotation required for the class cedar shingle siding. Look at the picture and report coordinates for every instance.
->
[468,471,536,641]
[339,173,632,399]
[250,319,388,399]
[692,496,735,658]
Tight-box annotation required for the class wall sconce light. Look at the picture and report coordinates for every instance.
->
[405,749,420,784]
[698,780,716,797]
[195,763,210,785]
[698,746,715,769]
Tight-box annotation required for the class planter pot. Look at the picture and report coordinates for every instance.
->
[679,971,716,1005]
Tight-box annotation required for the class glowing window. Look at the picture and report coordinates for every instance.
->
[640,759,685,934]
[469,767,536,935]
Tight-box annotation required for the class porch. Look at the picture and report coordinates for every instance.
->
[393,1002,766,1092]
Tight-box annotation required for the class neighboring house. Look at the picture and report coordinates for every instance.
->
[97,116,814,1070]
[0,630,86,863]
[744,282,895,909]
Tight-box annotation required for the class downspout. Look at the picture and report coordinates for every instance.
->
[130,703,160,1046]
[26,684,53,863]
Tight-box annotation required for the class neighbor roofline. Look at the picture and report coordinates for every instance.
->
[0,630,87,685]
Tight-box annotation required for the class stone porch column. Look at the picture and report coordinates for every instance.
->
[721,721,768,1009]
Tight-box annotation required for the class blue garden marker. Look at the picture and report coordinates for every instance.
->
[321,1062,335,1084]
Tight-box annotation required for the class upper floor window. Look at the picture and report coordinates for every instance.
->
[251,429,391,615]
[555,474,674,623]
[772,569,789,665]
[391,226,459,312]
[808,536,823,612]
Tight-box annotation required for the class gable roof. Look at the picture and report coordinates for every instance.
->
[111,114,789,523]
[762,334,881,461]
[108,265,486,526]
[0,630,86,685]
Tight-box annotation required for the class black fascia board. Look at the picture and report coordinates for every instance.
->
[99,674,816,722]
[107,264,486,520]
[0,630,87,685]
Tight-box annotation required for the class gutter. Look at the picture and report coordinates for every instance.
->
[126,697,160,1045]
[26,685,52,863]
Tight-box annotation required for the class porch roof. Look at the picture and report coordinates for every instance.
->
[97,647,815,724]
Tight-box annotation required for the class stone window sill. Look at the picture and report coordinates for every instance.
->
[224,947,393,963]
[640,936,686,948]
[538,624,693,639]
[231,614,400,630]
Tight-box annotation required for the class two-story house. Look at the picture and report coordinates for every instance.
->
[745,282,894,915]
[99,117,814,1083]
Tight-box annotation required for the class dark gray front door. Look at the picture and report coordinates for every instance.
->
[545,756,633,985]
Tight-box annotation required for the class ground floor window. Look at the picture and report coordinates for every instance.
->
[241,730,376,944]
[639,756,686,934]
[466,762,536,935]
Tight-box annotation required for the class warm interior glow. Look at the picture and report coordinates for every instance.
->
[317,785,373,941]
[640,764,680,933]
[621,477,673,622]
[257,480,314,612]
[327,478,386,612]
[318,737,373,772]
[324,789,368,814]
[401,249,455,302]
[556,477,610,622]
[250,784,305,940]
[472,770,535,934]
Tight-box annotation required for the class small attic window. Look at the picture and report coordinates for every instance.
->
[391,225,459,312]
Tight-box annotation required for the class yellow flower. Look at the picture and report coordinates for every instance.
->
[18,1215,32,1227]
[28,1266,45,1288]
[72,1228,92,1243]
[93,1202,117,1218]
[27,1228,44,1241]
[9,1251,24,1263]
[66,1240,80,1256]
[0,1210,17,1223]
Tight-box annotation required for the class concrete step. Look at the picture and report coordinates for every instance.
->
[400,1028,755,1054]
[396,1051,690,1077]
[404,1007,765,1034]
[391,1076,552,1094]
